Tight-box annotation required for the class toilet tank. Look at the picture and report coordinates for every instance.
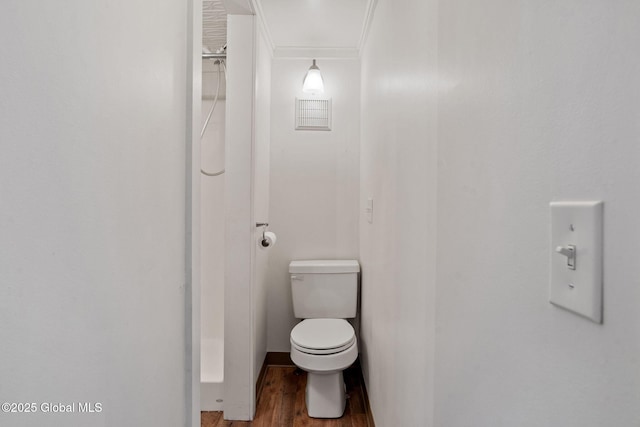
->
[290,260,360,319]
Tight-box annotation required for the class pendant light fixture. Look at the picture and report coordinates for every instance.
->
[302,59,324,94]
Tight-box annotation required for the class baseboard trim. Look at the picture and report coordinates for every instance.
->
[256,352,294,398]
[264,351,294,366]
[359,363,376,427]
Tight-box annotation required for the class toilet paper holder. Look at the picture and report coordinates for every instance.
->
[256,222,269,242]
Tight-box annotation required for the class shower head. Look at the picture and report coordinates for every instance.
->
[216,43,227,54]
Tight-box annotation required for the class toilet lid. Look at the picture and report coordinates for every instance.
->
[290,319,355,354]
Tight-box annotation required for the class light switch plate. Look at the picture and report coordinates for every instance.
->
[366,198,373,223]
[549,201,603,323]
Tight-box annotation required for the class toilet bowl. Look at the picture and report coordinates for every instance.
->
[290,318,358,418]
[288,259,360,418]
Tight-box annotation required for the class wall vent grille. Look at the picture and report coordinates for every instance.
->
[295,98,331,131]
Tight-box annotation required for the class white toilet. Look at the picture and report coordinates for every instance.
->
[289,259,360,418]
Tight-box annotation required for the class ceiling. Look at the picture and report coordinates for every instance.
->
[203,0,376,58]
[203,0,227,53]
[258,0,371,55]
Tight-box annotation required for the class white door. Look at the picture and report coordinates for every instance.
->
[0,1,196,426]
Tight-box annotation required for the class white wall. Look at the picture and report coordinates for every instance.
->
[266,58,360,351]
[0,1,190,426]
[359,0,640,426]
[358,0,438,426]
[224,14,272,421]
[224,14,256,420]
[252,21,272,388]
[435,1,640,426]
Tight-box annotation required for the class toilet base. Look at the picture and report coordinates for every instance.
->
[305,371,346,418]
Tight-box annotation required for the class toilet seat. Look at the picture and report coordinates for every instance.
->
[290,319,355,355]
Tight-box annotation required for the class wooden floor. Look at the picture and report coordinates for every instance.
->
[201,364,371,427]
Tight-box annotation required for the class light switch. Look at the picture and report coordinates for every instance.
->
[549,201,603,323]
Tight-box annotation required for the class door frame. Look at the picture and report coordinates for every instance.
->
[186,0,203,425]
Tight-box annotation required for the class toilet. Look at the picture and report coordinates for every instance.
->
[289,259,360,418]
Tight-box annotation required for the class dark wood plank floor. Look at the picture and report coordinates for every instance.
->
[202,364,371,427]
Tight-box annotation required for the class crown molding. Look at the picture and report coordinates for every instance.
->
[357,0,378,56]
[250,0,275,57]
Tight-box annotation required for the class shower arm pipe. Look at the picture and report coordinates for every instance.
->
[202,53,226,60]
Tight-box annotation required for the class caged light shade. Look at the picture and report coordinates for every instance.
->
[302,59,324,94]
